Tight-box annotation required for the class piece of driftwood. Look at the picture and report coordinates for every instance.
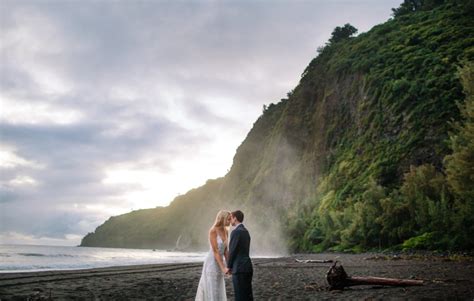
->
[296,259,334,263]
[326,261,423,290]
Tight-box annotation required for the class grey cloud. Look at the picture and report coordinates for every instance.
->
[183,99,241,128]
[0,201,99,238]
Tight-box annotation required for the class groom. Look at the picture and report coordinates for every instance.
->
[225,210,253,301]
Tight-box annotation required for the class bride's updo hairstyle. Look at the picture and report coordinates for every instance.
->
[213,210,230,228]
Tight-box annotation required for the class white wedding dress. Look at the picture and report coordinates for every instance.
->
[195,234,227,301]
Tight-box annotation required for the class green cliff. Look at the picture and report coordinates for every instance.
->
[81,0,474,252]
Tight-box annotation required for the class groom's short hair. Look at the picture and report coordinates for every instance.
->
[232,210,244,223]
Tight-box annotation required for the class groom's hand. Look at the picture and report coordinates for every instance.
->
[224,268,231,275]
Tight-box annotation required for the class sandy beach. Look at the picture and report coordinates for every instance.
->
[1,253,473,300]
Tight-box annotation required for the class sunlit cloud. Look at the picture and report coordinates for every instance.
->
[8,175,38,187]
[0,147,44,169]
[82,203,127,218]
[102,158,228,208]
[0,96,83,125]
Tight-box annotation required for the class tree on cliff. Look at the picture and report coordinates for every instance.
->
[328,23,358,44]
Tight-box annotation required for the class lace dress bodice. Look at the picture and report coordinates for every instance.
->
[216,234,226,255]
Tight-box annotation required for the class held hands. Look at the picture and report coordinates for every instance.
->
[223,267,232,275]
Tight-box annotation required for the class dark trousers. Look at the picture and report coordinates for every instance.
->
[232,272,253,301]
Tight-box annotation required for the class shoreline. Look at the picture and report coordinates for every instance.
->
[1,253,473,300]
[0,261,206,275]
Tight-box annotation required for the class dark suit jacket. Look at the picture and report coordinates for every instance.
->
[227,224,253,274]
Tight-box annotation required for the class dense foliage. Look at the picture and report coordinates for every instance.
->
[288,0,474,252]
[81,1,473,252]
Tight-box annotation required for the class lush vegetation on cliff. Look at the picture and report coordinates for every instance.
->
[81,0,474,252]
[287,0,474,252]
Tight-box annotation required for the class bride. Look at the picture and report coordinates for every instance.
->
[195,210,231,301]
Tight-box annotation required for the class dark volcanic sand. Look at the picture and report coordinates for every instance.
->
[1,253,473,300]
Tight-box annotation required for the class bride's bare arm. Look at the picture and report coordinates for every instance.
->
[224,230,229,263]
[224,245,229,263]
[209,228,226,273]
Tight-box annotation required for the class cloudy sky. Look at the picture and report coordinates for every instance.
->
[0,0,401,246]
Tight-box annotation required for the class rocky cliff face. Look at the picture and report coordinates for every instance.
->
[81,1,474,252]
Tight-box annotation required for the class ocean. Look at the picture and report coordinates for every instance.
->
[0,244,206,273]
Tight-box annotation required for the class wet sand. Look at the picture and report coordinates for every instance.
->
[1,253,473,300]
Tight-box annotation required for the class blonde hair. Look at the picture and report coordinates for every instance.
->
[213,210,230,229]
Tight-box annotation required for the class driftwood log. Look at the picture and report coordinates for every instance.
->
[295,259,334,263]
[326,261,424,290]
